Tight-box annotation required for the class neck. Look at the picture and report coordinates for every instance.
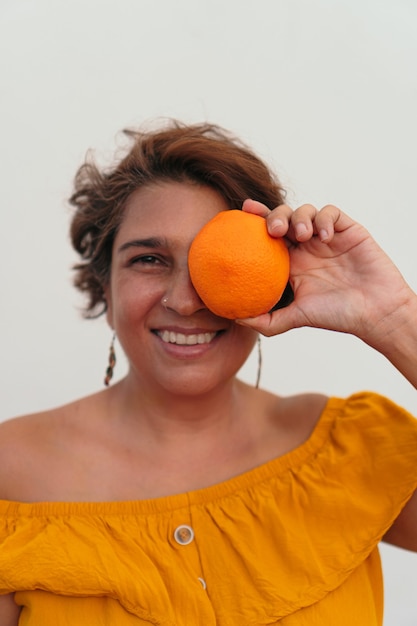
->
[107,373,252,443]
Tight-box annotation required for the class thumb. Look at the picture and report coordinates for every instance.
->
[236,307,298,337]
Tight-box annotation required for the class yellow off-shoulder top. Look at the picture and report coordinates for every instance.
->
[1,392,417,625]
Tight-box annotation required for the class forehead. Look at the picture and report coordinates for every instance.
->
[116,182,229,244]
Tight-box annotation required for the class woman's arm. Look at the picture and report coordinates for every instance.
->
[363,295,417,390]
[0,594,21,625]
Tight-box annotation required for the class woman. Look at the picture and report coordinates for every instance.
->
[0,122,416,625]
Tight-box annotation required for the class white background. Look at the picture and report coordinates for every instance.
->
[1,0,416,622]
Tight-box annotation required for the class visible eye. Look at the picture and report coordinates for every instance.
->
[127,254,167,269]
[131,255,160,265]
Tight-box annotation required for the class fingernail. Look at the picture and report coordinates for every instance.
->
[319,228,329,242]
[269,218,284,234]
[295,223,308,238]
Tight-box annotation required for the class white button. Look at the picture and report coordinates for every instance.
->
[198,577,207,590]
[174,525,194,545]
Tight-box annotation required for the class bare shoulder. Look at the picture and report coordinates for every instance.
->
[0,400,77,452]
[245,387,329,460]
[273,391,329,431]
[262,390,329,451]
[0,407,58,439]
[0,409,53,467]
[0,406,66,500]
[0,391,106,500]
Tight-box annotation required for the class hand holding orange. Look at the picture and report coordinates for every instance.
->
[188,210,290,319]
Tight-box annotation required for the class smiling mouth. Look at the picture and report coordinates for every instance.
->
[157,330,218,346]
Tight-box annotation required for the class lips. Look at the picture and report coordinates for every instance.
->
[157,330,217,346]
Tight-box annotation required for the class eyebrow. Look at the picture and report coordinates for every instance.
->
[117,237,168,254]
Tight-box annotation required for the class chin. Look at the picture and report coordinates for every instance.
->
[157,370,232,398]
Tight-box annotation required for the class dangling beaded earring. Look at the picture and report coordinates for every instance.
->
[255,335,262,389]
[104,333,116,386]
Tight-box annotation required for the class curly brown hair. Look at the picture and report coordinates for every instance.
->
[69,121,286,317]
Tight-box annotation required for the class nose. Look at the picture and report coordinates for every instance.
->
[162,266,206,316]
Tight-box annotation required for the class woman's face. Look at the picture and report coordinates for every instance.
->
[105,181,257,396]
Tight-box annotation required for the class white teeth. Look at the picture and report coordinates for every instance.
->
[159,331,216,345]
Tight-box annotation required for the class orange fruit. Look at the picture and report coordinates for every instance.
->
[188,210,290,319]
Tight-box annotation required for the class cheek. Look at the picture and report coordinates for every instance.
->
[106,278,162,327]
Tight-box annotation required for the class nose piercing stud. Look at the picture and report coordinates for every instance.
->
[162,297,168,309]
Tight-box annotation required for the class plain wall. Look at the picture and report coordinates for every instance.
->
[1,0,416,622]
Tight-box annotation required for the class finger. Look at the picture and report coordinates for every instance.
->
[241,199,270,218]
[242,200,294,239]
[236,305,299,337]
[266,204,294,237]
[288,204,318,242]
[235,313,277,336]
[314,205,355,242]
[313,205,339,242]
